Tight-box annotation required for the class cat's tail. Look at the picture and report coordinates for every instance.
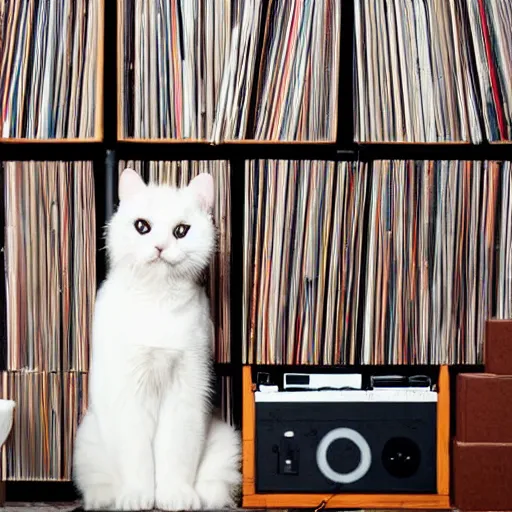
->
[195,414,242,509]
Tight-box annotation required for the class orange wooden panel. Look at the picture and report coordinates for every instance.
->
[243,492,451,509]
[357,141,471,145]
[116,138,209,144]
[115,137,335,144]
[436,365,450,496]
[0,137,102,144]
[242,366,256,497]
[359,140,512,145]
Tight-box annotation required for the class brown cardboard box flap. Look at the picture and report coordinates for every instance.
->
[486,320,512,375]
[453,440,512,511]
[457,373,512,442]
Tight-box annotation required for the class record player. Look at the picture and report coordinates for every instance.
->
[242,366,451,509]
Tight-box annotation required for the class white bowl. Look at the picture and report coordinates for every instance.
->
[0,400,15,448]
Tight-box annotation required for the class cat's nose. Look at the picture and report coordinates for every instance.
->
[155,246,164,255]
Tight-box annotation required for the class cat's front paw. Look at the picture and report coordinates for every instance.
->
[83,493,115,511]
[195,481,236,509]
[115,489,154,511]
[156,484,201,511]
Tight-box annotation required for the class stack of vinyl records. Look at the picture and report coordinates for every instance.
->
[1,162,95,480]
[119,0,340,142]
[3,162,96,372]
[0,0,102,139]
[244,159,512,365]
[354,0,512,142]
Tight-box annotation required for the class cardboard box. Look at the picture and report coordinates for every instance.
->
[453,440,512,511]
[457,373,512,442]
[486,320,512,375]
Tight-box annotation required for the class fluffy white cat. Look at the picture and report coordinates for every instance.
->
[73,169,241,511]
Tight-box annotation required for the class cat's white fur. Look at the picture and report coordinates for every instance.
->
[73,169,241,511]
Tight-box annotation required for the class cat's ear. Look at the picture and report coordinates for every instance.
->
[188,173,214,212]
[119,168,146,201]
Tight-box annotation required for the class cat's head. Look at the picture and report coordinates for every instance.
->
[106,169,215,282]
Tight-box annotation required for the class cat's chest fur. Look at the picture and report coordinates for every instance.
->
[92,275,210,399]
[116,294,194,349]
[99,273,206,344]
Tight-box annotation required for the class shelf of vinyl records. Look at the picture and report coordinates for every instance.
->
[0,371,234,482]
[354,0,512,144]
[0,371,88,482]
[3,0,511,146]
[0,0,105,143]
[116,0,341,144]
[243,159,512,367]
[115,0,512,146]
[1,160,232,368]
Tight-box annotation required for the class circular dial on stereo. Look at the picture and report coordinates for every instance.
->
[316,428,372,484]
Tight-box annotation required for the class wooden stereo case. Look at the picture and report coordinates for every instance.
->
[242,365,450,509]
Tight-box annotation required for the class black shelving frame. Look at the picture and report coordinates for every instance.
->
[0,0,509,502]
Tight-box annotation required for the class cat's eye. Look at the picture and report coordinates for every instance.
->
[173,224,190,239]
[134,219,151,235]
